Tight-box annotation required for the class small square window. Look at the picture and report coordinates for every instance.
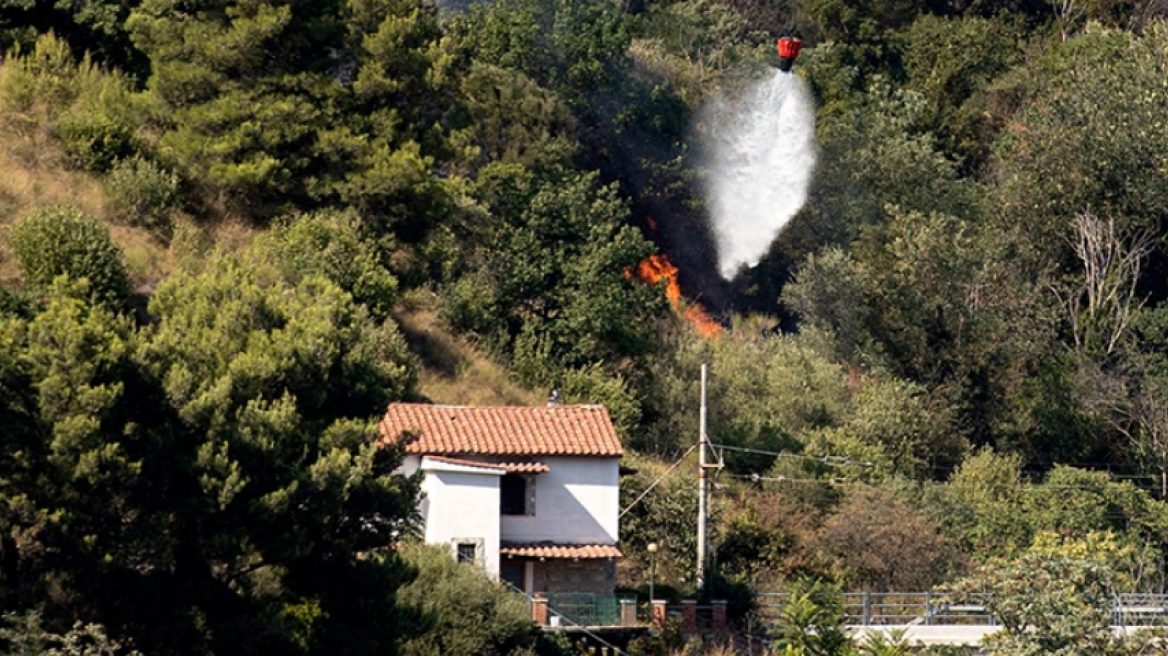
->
[456,543,477,564]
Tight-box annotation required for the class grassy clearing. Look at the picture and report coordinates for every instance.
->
[0,62,256,294]
[395,289,544,407]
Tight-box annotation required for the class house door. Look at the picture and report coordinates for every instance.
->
[500,561,525,592]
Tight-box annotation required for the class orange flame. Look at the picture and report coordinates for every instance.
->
[630,254,722,338]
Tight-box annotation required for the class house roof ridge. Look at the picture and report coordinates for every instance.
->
[416,402,608,409]
[380,402,623,457]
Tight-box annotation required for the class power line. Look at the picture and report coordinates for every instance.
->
[708,442,875,468]
[619,444,698,518]
[726,472,837,485]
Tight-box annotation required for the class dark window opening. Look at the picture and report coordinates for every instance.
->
[501,562,525,590]
[456,543,476,564]
[501,474,527,515]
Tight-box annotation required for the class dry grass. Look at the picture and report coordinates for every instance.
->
[0,130,113,289]
[0,62,257,294]
[394,290,545,407]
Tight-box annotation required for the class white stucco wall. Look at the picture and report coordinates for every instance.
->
[501,457,620,544]
[418,460,503,576]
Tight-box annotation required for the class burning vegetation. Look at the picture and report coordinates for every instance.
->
[630,253,723,338]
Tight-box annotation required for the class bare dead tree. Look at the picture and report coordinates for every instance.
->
[1053,0,1085,41]
[1058,212,1153,357]
[1080,362,1168,499]
[1130,0,1168,32]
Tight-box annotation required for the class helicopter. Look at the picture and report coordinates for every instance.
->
[776,35,803,73]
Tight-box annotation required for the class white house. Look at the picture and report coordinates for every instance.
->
[381,402,623,598]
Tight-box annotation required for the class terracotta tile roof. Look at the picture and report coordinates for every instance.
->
[499,461,550,473]
[423,456,506,471]
[499,542,623,559]
[380,404,623,457]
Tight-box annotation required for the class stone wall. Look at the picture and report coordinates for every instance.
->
[533,559,616,596]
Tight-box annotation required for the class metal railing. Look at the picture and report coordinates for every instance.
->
[548,593,635,627]
[757,592,993,626]
[1114,594,1168,626]
[757,592,1168,627]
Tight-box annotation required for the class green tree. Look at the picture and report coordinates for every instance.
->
[948,551,1136,656]
[252,210,400,320]
[805,378,960,480]
[928,447,1031,558]
[127,0,452,224]
[764,76,982,309]
[993,22,1168,296]
[814,485,958,591]
[0,258,420,655]
[640,316,850,460]
[0,612,140,656]
[448,62,577,173]
[447,0,630,103]
[443,163,667,384]
[900,14,1023,174]
[619,452,699,587]
[0,0,145,74]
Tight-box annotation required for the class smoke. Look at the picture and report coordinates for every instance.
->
[697,70,818,280]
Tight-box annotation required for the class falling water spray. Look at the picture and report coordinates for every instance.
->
[698,70,818,280]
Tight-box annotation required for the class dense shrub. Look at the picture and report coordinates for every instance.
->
[55,106,138,172]
[395,543,552,656]
[0,612,139,656]
[252,211,399,320]
[106,156,179,231]
[0,33,143,171]
[10,206,130,306]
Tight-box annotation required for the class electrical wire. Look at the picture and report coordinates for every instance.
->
[619,444,698,518]
[708,442,875,467]
[726,472,837,485]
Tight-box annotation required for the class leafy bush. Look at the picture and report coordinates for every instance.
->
[10,206,130,306]
[769,579,855,656]
[253,211,399,320]
[0,33,142,171]
[394,543,544,656]
[106,156,180,231]
[0,34,93,126]
[948,552,1131,656]
[0,612,140,656]
[55,107,138,172]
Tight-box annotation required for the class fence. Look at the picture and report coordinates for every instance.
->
[757,592,993,626]
[757,592,1168,627]
[548,593,636,627]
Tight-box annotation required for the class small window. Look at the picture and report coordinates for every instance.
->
[456,543,477,564]
[501,474,528,515]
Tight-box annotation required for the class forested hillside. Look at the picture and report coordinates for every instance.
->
[3,0,1168,653]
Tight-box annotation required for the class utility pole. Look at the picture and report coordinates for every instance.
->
[697,364,708,592]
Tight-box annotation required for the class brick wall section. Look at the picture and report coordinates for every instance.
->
[652,600,667,629]
[532,593,549,625]
[713,600,727,632]
[682,600,697,634]
[533,559,616,596]
[620,599,637,627]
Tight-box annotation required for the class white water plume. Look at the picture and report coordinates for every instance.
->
[698,70,817,279]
